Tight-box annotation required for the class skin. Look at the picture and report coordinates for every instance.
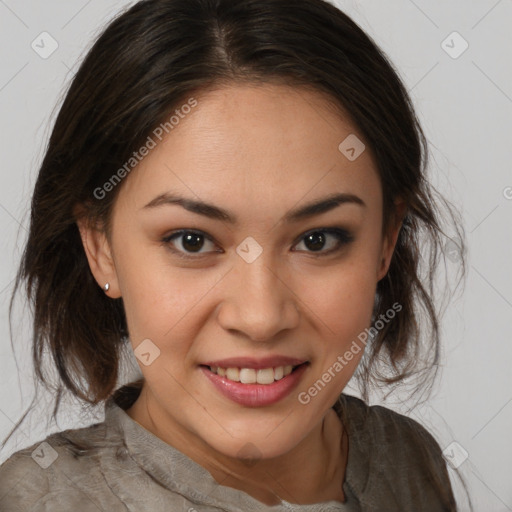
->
[77,83,405,506]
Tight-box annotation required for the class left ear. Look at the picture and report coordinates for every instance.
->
[376,199,407,281]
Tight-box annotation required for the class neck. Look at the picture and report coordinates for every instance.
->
[125,386,347,506]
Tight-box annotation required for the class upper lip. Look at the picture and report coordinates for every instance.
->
[201,356,308,370]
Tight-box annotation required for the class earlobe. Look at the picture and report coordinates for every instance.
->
[75,215,121,298]
[377,200,407,281]
[376,234,398,282]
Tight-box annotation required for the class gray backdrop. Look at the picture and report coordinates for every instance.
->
[0,1,511,510]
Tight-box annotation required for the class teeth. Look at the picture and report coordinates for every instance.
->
[208,364,299,384]
[226,367,240,382]
[256,368,275,384]
[240,368,257,384]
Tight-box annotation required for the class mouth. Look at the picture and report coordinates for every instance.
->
[200,362,309,385]
[198,362,310,407]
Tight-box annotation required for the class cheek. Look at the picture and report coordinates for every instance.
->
[294,256,378,338]
[115,241,224,357]
[294,259,377,407]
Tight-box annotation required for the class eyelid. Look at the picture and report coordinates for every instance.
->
[292,226,352,244]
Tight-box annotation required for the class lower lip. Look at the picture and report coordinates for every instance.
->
[200,363,309,407]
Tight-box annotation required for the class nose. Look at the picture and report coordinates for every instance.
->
[215,255,300,342]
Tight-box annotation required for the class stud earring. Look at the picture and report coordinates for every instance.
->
[103,283,110,292]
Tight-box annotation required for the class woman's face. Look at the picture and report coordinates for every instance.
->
[81,83,402,461]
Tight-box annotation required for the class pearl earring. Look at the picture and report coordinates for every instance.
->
[103,283,110,292]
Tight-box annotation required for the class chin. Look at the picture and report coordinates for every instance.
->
[196,419,305,463]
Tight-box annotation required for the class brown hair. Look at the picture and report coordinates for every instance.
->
[4,0,469,508]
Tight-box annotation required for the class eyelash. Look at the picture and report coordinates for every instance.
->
[161,227,354,260]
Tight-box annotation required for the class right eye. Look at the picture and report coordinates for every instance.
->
[162,229,221,259]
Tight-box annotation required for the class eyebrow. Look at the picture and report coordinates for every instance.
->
[142,191,365,223]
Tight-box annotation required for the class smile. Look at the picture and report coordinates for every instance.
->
[207,364,297,384]
[199,362,309,407]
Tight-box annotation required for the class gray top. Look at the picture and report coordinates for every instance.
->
[0,384,455,511]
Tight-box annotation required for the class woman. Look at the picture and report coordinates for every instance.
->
[0,0,469,510]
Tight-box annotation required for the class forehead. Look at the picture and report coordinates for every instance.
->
[114,83,382,219]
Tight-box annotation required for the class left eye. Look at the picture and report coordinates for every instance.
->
[292,228,353,254]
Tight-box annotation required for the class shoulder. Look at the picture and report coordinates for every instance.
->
[340,394,456,510]
[0,421,112,511]
[342,393,447,460]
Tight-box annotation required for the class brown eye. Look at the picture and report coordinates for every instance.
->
[293,228,353,254]
[162,230,218,256]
